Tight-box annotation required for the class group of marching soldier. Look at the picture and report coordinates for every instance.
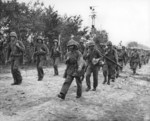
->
[0,31,150,100]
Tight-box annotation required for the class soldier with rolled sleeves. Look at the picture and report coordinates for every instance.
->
[84,41,101,91]
[103,41,118,85]
[58,39,84,99]
[33,36,49,81]
[6,32,25,85]
[51,39,61,76]
[130,47,140,74]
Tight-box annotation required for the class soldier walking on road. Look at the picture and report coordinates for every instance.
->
[84,41,101,91]
[116,46,124,78]
[102,41,118,85]
[58,39,84,99]
[6,32,25,85]
[130,48,140,74]
[33,36,49,81]
[51,39,61,76]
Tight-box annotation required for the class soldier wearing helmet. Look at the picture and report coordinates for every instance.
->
[51,39,61,76]
[129,47,140,74]
[83,40,102,91]
[116,46,125,78]
[0,32,5,64]
[58,39,85,99]
[102,41,118,85]
[33,36,49,81]
[6,32,25,85]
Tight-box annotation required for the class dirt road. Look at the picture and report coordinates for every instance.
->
[0,63,150,121]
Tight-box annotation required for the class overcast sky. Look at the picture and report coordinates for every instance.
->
[19,0,150,46]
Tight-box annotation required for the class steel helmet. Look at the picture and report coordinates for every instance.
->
[37,36,43,40]
[10,32,17,38]
[107,41,112,46]
[53,39,58,43]
[88,41,95,47]
[67,39,78,47]
[117,46,122,50]
[122,46,125,49]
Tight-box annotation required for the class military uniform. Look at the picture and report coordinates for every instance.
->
[116,46,124,77]
[7,32,25,85]
[103,41,118,85]
[130,48,140,74]
[0,35,5,64]
[51,39,61,76]
[122,46,128,65]
[58,39,84,99]
[34,36,49,81]
[84,41,101,91]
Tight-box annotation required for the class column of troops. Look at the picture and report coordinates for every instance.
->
[0,31,150,100]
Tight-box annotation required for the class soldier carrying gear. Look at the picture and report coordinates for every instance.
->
[51,39,61,76]
[116,46,124,78]
[107,41,112,46]
[58,39,85,100]
[0,32,5,64]
[130,47,140,74]
[102,41,118,85]
[33,36,49,81]
[84,40,102,91]
[6,32,25,85]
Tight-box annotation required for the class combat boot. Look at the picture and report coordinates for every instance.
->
[103,78,107,84]
[133,69,136,75]
[58,93,65,100]
[107,78,110,85]
[85,87,91,92]
[76,95,81,98]
[92,88,96,91]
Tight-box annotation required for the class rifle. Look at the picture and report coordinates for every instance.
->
[92,52,122,68]
[100,52,123,68]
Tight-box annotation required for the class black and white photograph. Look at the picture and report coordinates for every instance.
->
[0,0,150,121]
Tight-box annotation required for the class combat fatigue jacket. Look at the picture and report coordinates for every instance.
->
[7,40,25,84]
[84,48,101,89]
[130,51,140,70]
[60,50,84,97]
[104,48,118,80]
[34,43,49,80]
[51,45,61,75]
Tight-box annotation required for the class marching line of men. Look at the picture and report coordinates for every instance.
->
[2,31,150,100]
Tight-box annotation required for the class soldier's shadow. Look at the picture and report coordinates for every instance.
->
[132,74,150,82]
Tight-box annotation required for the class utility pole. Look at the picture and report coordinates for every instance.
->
[90,6,96,27]
[89,6,97,39]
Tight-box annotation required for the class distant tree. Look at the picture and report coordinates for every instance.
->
[127,41,138,48]
[93,30,108,44]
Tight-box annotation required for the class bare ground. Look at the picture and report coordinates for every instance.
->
[0,63,150,121]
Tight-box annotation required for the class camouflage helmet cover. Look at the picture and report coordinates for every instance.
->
[107,41,112,46]
[67,39,78,47]
[37,36,43,40]
[10,32,17,38]
[88,41,95,47]
[37,36,44,43]
[53,39,58,43]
